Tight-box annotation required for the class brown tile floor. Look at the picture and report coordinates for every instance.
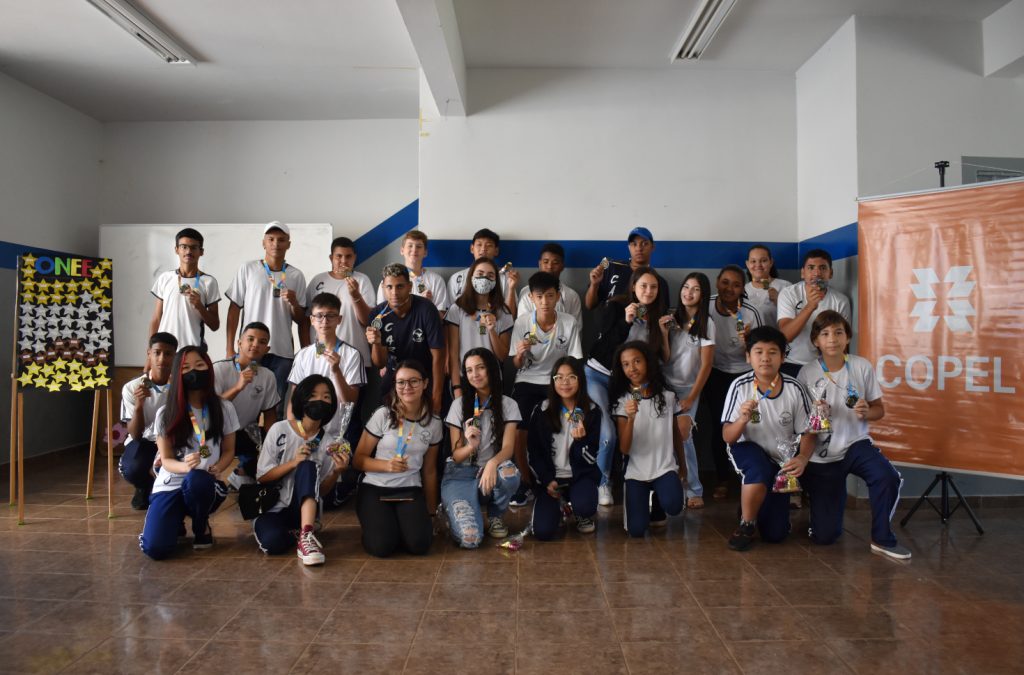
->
[2,456,1024,674]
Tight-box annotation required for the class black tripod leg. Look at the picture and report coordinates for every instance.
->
[940,473,950,523]
[947,475,985,535]
[900,473,942,527]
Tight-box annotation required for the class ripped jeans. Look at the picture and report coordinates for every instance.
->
[440,459,520,549]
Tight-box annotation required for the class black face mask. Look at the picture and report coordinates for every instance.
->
[303,400,333,422]
[181,369,210,391]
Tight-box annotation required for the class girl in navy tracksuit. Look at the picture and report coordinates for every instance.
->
[527,357,602,540]
[140,346,237,559]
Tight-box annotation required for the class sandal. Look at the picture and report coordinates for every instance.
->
[686,496,705,510]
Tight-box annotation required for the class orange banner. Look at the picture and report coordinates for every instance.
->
[858,179,1024,478]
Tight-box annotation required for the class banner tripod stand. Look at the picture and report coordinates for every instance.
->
[900,471,984,534]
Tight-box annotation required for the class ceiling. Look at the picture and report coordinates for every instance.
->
[0,0,1011,122]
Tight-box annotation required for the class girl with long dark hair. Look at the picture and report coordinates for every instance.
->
[446,257,513,393]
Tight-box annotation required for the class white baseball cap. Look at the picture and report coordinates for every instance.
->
[263,221,290,236]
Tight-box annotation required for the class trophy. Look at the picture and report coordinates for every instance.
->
[772,439,801,493]
[807,382,832,434]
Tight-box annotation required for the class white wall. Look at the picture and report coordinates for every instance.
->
[0,72,102,462]
[0,72,101,252]
[856,17,1024,199]
[420,68,797,242]
[796,17,858,240]
[100,119,418,240]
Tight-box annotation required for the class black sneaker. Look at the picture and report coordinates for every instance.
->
[130,487,150,511]
[509,489,533,508]
[193,526,214,550]
[728,521,756,552]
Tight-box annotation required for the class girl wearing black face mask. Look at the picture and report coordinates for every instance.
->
[253,375,348,565]
[141,346,239,560]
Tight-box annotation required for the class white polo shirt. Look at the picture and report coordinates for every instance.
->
[710,297,763,374]
[152,400,240,494]
[798,355,882,463]
[305,270,376,367]
[362,406,445,488]
[444,304,514,363]
[777,282,852,366]
[723,372,811,463]
[287,341,366,441]
[512,311,583,386]
[664,320,716,393]
[120,374,170,444]
[225,260,307,358]
[445,395,522,466]
[612,389,683,482]
[744,278,792,329]
[151,270,221,348]
[517,284,583,325]
[377,269,450,313]
[212,359,280,428]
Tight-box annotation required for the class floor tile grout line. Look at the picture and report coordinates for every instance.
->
[682,561,748,674]
[400,554,441,673]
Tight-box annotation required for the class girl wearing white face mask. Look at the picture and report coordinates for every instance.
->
[445,257,513,394]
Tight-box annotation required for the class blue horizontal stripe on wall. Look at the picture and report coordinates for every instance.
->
[0,242,84,270]
[799,222,858,262]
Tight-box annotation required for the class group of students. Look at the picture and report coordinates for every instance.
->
[120,221,909,565]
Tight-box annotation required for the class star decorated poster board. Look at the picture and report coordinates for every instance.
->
[14,252,114,392]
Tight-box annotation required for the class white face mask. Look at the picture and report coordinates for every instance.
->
[472,277,496,294]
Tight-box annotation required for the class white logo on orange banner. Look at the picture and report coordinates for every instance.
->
[909,266,975,333]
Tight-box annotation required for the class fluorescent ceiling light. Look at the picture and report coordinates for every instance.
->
[85,0,196,65]
[673,0,739,61]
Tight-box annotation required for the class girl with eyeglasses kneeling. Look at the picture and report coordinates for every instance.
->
[353,360,443,557]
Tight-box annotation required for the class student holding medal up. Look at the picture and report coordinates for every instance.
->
[140,346,238,559]
[527,357,602,539]
[148,228,221,349]
[253,375,349,566]
[445,257,514,394]
[353,360,443,557]
[509,272,583,507]
[375,230,450,313]
[442,348,522,547]
[797,311,910,560]
[585,265,669,507]
[743,244,791,329]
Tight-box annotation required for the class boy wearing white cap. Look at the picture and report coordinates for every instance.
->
[225,222,309,409]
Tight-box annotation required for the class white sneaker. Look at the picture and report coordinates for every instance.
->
[871,541,912,560]
[598,484,613,507]
[226,472,255,492]
[576,517,596,534]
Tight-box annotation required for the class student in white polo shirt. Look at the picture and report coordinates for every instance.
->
[744,244,791,329]
[148,228,220,349]
[706,265,763,501]
[120,332,178,510]
[722,326,815,552]
[287,293,365,443]
[516,243,583,324]
[777,248,852,378]
[798,311,910,560]
[140,346,238,559]
[225,221,308,410]
[376,229,450,313]
[509,271,583,506]
[445,257,514,393]
[610,341,686,537]
[213,321,280,490]
[353,360,443,557]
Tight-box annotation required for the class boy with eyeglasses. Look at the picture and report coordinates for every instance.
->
[148,228,221,348]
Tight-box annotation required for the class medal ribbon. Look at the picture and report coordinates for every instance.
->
[473,394,491,423]
[177,269,201,290]
[819,355,858,400]
[395,419,417,458]
[317,338,341,358]
[530,311,552,345]
[261,260,286,291]
[752,376,779,404]
[374,306,395,325]
[188,404,209,450]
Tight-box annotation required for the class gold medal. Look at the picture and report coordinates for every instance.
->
[199,445,211,458]
[315,342,326,356]
[273,287,282,298]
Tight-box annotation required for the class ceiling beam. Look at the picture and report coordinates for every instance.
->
[396,0,467,117]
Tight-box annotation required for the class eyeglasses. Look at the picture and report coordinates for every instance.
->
[176,243,201,252]
[310,313,340,322]
[395,378,425,389]
[552,374,579,383]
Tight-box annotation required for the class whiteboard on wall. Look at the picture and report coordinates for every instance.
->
[100,223,333,367]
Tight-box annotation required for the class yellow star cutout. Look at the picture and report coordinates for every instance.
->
[46,381,62,393]
[97,277,113,289]
[20,291,35,304]
[94,375,111,388]
[98,297,112,309]
[91,267,104,278]
[22,253,37,266]
[41,364,55,377]
[65,280,79,294]
[65,293,78,305]
[25,363,42,376]
[51,280,65,294]
[99,258,112,270]
[17,371,34,387]
[52,372,67,384]
[21,266,36,279]
[36,293,49,306]
[33,375,48,388]
[82,378,97,389]
[93,363,109,377]
[79,367,93,378]
[53,357,68,370]
[36,280,52,293]
[67,361,82,372]
[69,380,84,392]
[80,280,94,292]
[21,280,37,292]
[66,372,81,384]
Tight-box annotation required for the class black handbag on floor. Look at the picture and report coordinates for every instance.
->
[238,483,280,520]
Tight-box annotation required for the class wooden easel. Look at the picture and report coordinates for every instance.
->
[9,384,114,524]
